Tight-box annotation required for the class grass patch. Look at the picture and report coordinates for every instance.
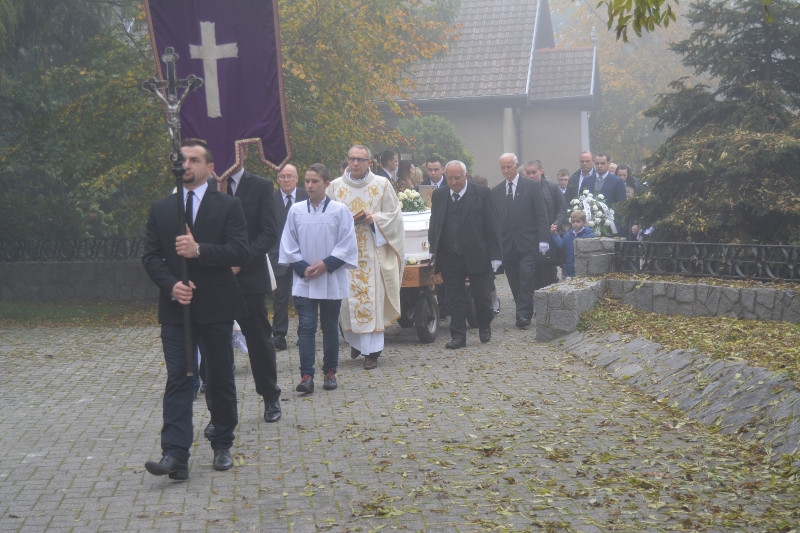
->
[0,301,157,328]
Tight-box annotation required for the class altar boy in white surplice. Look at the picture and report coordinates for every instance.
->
[327,145,405,370]
[279,163,358,394]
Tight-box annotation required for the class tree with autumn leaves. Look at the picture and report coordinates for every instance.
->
[276,0,459,172]
[0,0,459,240]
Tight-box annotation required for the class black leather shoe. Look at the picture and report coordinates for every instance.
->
[145,455,188,480]
[296,374,314,393]
[350,347,361,359]
[204,422,216,440]
[273,335,287,351]
[323,369,338,390]
[445,339,466,349]
[515,318,531,329]
[479,327,491,343]
[263,399,281,423]
[213,449,234,471]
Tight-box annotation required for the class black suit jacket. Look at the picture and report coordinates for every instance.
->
[596,173,628,206]
[566,169,596,205]
[541,177,568,228]
[420,176,445,188]
[142,189,249,325]
[374,167,393,181]
[231,170,278,295]
[491,176,550,257]
[269,187,309,277]
[428,183,502,275]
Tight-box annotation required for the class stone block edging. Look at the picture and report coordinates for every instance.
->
[534,278,605,341]
[556,331,800,462]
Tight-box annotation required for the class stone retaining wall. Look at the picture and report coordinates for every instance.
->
[536,278,799,342]
[574,236,616,277]
[606,278,800,322]
[535,278,605,341]
[535,237,799,341]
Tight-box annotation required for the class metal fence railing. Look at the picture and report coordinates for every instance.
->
[614,241,800,282]
[0,237,147,262]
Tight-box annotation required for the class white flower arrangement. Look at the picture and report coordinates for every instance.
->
[570,190,616,237]
[398,189,428,212]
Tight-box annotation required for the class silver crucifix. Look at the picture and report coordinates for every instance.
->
[142,47,204,162]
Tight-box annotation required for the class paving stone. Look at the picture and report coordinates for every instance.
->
[1,277,799,532]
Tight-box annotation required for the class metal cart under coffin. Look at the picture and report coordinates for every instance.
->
[398,211,441,343]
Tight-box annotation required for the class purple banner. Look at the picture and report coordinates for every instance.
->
[145,0,291,177]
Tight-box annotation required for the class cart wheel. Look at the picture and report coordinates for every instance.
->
[465,284,478,328]
[398,287,415,328]
[414,290,439,343]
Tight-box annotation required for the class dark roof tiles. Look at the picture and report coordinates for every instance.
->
[406,0,595,102]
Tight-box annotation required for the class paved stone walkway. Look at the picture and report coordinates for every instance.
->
[1,279,798,532]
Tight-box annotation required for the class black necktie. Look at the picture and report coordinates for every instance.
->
[227,177,235,196]
[186,191,194,229]
[507,181,513,209]
[285,195,292,212]
[452,192,460,202]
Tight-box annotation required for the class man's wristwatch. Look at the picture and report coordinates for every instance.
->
[195,244,200,258]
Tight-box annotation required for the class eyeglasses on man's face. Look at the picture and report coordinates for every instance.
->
[347,156,369,164]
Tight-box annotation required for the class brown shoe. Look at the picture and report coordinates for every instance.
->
[363,355,378,370]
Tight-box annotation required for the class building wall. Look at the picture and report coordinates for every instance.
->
[427,107,505,184]
[414,104,584,187]
[519,105,583,179]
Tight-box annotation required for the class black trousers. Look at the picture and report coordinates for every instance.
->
[532,263,558,291]
[237,293,281,402]
[439,251,493,341]
[161,321,237,461]
[503,248,537,321]
[271,268,293,338]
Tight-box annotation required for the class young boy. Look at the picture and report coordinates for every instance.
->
[278,164,358,393]
[551,209,596,278]
[556,169,570,197]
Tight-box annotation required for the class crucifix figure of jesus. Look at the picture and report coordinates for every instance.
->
[141,47,203,161]
[190,21,238,118]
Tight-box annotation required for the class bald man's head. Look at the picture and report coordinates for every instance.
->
[277,164,299,194]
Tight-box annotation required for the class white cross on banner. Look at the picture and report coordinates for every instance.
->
[145,0,291,177]
[189,22,238,118]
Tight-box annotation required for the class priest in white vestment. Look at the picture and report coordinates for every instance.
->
[327,145,405,370]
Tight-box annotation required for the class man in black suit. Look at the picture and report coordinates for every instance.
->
[591,152,627,207]
[522,160,568,290]
[419,156,449,317]
[428,160,502,349]
[420,156,446,188]
[565,150,596,204]
[374,149,398,182]
[225,160,281,423]
[142,138,249,479]
[492,153,550,329]
[269,164,308,351]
